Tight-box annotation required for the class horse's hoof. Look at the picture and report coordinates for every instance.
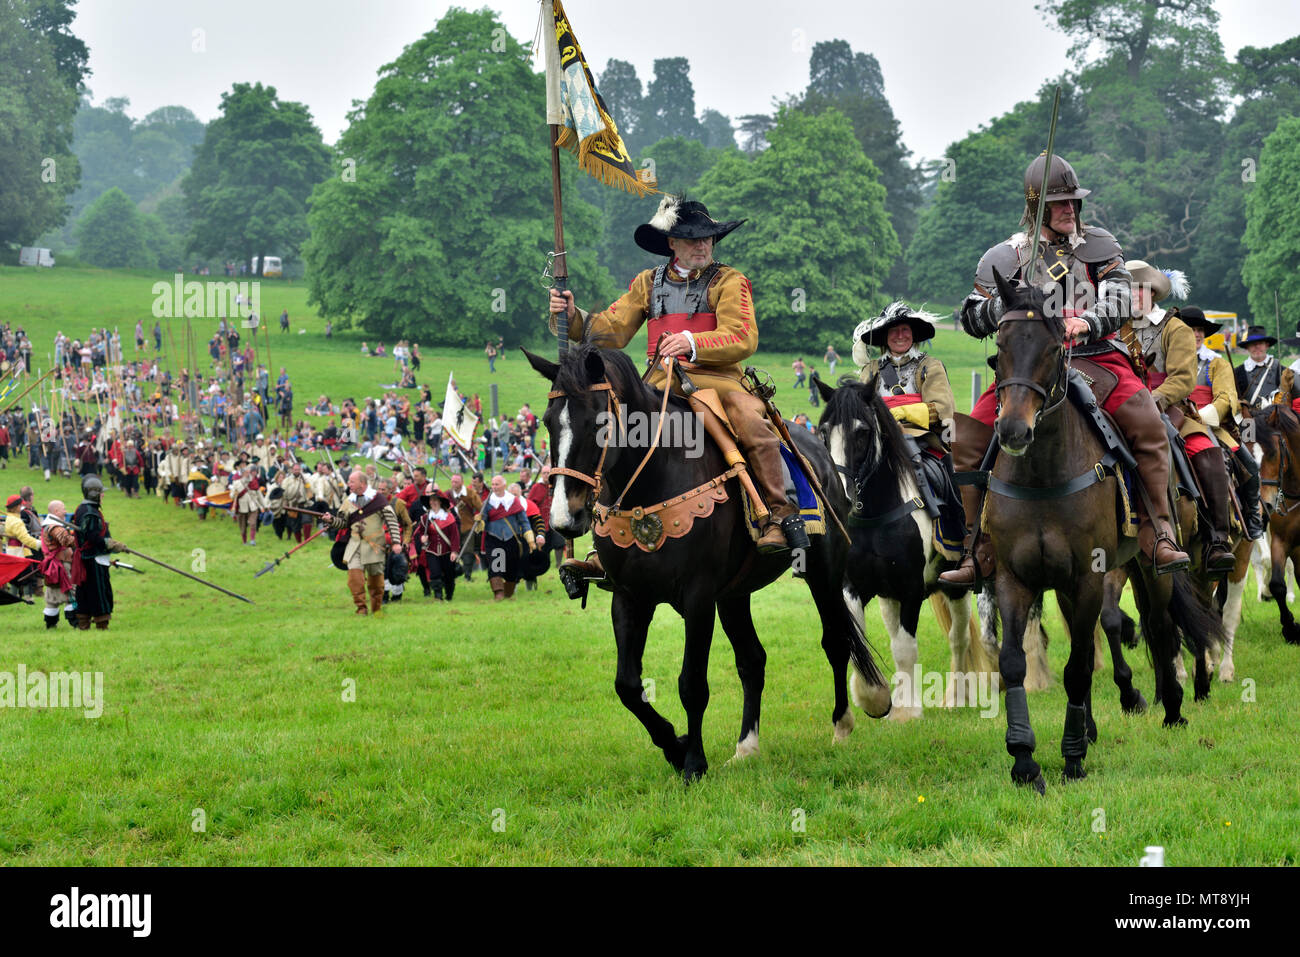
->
[1015,773,1047,795]
[1163,715,1188,728]
[1122,690,1148,715]
[1285,622,1300,645]
[1063,761,1087,781]
[832,710,855,743]
[1218,662,1235,683]
[888,705,922,723]
[1011,757,1044,794]
[727,730,760,764]
[664,734,688,772]
[851,669,893,719]
[682,761,707,785]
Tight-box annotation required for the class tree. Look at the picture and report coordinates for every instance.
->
[1243,116,1300,329]
[696,108,899,350]
[794,41,922,294]
[638,58,703,147]
[699,109,735,150]
[597,59,645,154]
[1037,0,1221,81]
[182,82,331,272]
[75,187,152,268]
[0,0,87,245]
[736,114,774,154]
[303,8,615,346]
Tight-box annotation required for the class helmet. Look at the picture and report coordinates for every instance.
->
[1023,153,1090,224]
[81,474,104,497]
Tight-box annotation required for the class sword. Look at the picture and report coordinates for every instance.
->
[1025,85,1063,288]
[95,555,143,573]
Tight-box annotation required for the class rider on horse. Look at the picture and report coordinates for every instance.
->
[1180,306,1265,542]
[548,195,807,561]
[1235,325,1282,411]
[939,152,1190,586]
[1122,261,1240,572]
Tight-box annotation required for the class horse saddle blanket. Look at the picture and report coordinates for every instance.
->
[741,442,826,543]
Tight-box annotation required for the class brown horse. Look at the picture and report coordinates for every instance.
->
[1250,401,1300,646]
[985,269,1219,791]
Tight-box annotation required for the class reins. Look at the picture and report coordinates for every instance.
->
[995,310,1069,427]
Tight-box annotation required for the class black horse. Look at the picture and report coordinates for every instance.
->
[816,377,999,720]
[526,342,891,782]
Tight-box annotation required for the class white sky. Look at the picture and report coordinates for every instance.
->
[74,0,1300,163]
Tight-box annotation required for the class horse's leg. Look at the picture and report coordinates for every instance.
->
[996,573,1045,794]
[940,593,979,707]
[802,571,851,741]
[717,595,766,761]
[611,592,684,771]
[977,587,1002,662]
[881,597,922,720]
[677,596,717,783]
[1270,533,1300,643]
[1135,566,1186,726]
[1253,537,1270,601]
[842,586,892,719]
[1059,586,1102,781]
[1099,566,1145,714]
[1219,559,1247,682]
[1023,597,1052,692]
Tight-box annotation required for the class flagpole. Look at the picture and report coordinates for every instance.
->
[549,122,569,360]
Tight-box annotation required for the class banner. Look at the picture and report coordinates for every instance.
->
[542,0,656,195]
[442,374,478,452]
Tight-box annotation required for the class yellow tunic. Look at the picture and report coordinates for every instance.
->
[859,352,956,450]
[1122,314,1211,441]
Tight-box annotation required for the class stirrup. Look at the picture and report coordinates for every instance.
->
[1151,536,1190,576]
[781,514,810,551]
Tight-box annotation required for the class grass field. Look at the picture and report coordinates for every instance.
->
[1,266,1297,866]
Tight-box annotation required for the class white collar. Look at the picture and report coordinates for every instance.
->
[430,508,448,520]
[488,491,515,508]
[1244,355,1273,372]
[348,488,375,504]
[1133,306,1167,328]
[884,346,924,366]
[1196,344,1220,362]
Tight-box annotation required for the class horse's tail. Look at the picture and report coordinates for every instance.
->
[1160,569,1224,669]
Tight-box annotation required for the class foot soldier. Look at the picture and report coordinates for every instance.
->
[39,500,76,627]
[71,475,127,629]
[548,195,807,582]
[325,471,401,616]
[940,152,1189,586]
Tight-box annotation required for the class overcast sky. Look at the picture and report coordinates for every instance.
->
[74,0,1300,163]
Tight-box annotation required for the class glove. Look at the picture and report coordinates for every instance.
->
[106,538,128,553]
[1198,404,1221,428]
[525,530,538,552]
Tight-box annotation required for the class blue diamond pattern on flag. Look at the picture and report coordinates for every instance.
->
[442,373,478,452]
[541,0,656,195]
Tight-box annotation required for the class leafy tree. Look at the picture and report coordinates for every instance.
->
[906,132,1026,304]
[75,187,152,268]
[182,82,331,273]
[1243,116,1300,328]
[597,59,645,153]
[736,114,773,155]
[1037,0,1220,80]
[696,108,899,350]
[699,109,735,150]
[638,58,703,148]
[303,8,615,346]
[793,41,922,294]
[0,0,86,245]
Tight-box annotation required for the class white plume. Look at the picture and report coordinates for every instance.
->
[649,194,681,232]
[1165,269,1190,301]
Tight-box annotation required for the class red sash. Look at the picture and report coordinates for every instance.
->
[1189,385,1213,407]
[1147,370,1167,389]
[882,394,922,409]
[646,313,717,357]
[486,500,524,522]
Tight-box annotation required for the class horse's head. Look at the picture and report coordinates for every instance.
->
[992,266,1067,455]
[817,374,915,513]
[1251,403,1297,516]
[524,341,639,538]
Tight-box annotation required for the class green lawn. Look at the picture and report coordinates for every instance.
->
[0,267,1296,865]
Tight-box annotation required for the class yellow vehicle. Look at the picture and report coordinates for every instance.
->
[1203,312,1240,351]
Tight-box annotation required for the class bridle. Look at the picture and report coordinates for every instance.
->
[826,404,924,528]
[1258,406,1300,516]
[995,309,1069,429]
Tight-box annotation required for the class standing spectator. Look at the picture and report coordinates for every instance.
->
[824,345,839,378]
[135,320,145,353]
[153,321,163,352]
[809,367,822,407]
[279,309,290,333]
[325,320,333,339]
[0,418,8,469]
[485,339,498,373]
[411,343,422,372]
[792,356,806,389]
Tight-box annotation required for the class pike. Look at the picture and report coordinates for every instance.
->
[45,514,254,604]
[1,366,56,414]
[1025,85,1063,284]
[255,526,329,577]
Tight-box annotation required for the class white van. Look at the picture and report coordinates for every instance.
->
[19,247,55,267]
[250,255,283,278]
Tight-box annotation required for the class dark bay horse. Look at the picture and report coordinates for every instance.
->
[1250,401,1300,647]
[986,269,1219,792]
[526,342,891,782]
[816,377,999,720]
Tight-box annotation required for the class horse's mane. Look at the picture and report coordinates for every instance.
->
[820,374,917,484]
[554,333,690,413]
[1000,279,1067,344]
[1257,403,1300,442]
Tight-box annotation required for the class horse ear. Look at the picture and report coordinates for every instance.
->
[583,350,605,384]
[815,376,836,403]
[523,348,559,383]
[991,265,1016,306]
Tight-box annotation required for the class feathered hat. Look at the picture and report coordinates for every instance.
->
[1125,260,1189,304]
[633,194,745,257]
[852,302,941,368]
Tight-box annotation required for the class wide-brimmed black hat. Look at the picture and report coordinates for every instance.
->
[852,302,940,365]
[1174,307,1219,334]
[633,195,745,257]
[1240,325,1277,347]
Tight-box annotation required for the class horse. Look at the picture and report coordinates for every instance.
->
[1249,401,1300,647]
[525,341,892,782]
[816,376,999,720]
[984,268,1220,792]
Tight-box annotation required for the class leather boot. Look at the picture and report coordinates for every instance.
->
[1192,448,1238,575]
[503,581,517,599]
[722,390,807,553]
[490,576,506,601]
[558,552,609,601]
[939,416,995,587]
[347,569,367,614]
[1234,445,1265,541]
[1112,391,1190,574]
[367,573,385,615]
